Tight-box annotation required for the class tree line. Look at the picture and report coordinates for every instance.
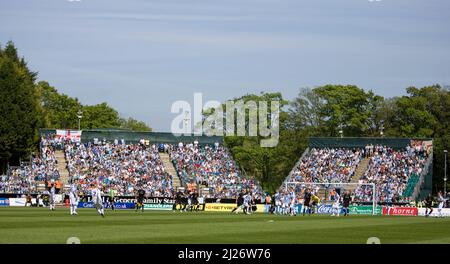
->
[0,41,151,172]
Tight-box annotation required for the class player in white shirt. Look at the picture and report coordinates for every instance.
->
[243,193,251,214]
[185,192,193,212]
[281,193,291,215]
[274,193,281,215]
[49,184,56,211]
[331,189,341,217]
[69,183,79,215]
[289,192,296,216]
[91,184,105,217]
[437,191,447,218]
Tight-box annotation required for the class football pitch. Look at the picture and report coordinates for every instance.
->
[1,207,450,244]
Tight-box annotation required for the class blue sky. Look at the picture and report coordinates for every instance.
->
[1,0,449,131]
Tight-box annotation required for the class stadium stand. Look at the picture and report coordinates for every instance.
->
[64,141,174,197]
[282,138,432,204]
[0,166,36,194]
[354,145,428,203]
[169,142,265,199]
[0,130,265,200]
[0,135,61,194]
[0,131,432,205]
[286,148,363,184]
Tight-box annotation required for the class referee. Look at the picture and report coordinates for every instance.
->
[135,187,146,212]
[173,190,183,211]
[108,187,116,211]
[342,191,352,216]
[231,192,244,214]
[425,193,434,217]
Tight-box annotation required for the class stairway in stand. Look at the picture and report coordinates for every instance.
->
[347,157,371,191]
[55,150,70,192]
[159,152,182,190]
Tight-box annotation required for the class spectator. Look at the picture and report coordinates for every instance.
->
[169,143,264,199]
[354,145,427,203]
[64,141,174,197]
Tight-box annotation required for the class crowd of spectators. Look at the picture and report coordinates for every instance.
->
[169,142,265,199]
[354,144,428,203]
[0,135,61,194]
[65,141,174,197]
[0,166,36,194]
[283,144,428,203]
[286,148,363,184]
[1,135,264,199]
[1,134,430,204]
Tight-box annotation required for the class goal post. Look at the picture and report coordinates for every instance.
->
[282,182,377,216]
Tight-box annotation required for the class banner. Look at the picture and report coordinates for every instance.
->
[56,129,82,143]
[349,205,381,215]
[9,198,26,206]
[418,208,450,217]
[204,203,236,212]
[382,207,418,216]
[144,203,173,210]
[77,202,135,209]
[303,204,380,215]
[0,198,9,206]
[204,203,265,213]
[80,196,175,204]
[315,204,335,214]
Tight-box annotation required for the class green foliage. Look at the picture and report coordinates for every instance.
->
[37,82,152,131]
[37,81,82,129]
[289,85,384,137]
[0,41,40,169]
[80,103,121,129]
[208,92,304,193]
[119,117,152,132]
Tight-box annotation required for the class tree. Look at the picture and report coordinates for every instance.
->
[313,85,383,137]
[288,87,326,136]
[0,41,40,171]
[372,97,401,137]
[36,81,153,131]
[201,92,303,193]
[393,88,438,138]
[81,103,121,129]
[289,85,383,138]
[37,81,81,129]
[119,117,152,132]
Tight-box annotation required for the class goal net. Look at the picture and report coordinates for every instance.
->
[282,182,378,215]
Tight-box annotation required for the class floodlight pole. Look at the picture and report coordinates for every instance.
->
[445,150,448,195]
[380,120,385,138]
[77,110,83,131]
[372,183,376,216]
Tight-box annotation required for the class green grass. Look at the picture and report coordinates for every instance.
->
[1,207,450,244]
